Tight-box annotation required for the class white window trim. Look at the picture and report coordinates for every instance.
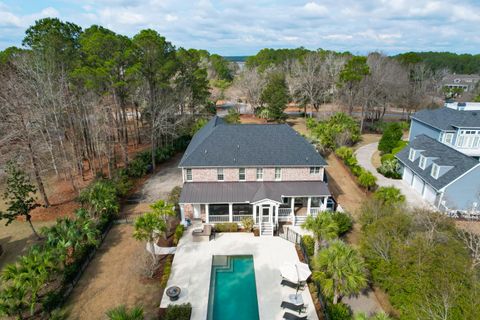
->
[419,155,427,170]
[239,168,246,181]
[431,163,440,179]
[310,167,321,175]
[408,149,416,162]
[444,133,454,145]
[275,167,282,181]
[185,168,193,182]
[256,168,263,181]
[217,168,224,181]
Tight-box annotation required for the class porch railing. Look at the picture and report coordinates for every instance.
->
[232,215,253,222]
[309,207,322,216]
[278,208,292,222]
[209,215,230,223]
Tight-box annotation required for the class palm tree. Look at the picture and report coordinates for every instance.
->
[148,200,175,235]
[355,312,392,320]
[133,211,166,275]
[302,212,339,256]
[106,305,144,320]
[312,240,367,304]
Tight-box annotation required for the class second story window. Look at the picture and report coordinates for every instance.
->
[444,133,454,145]
[217,168,224,181]
[239,168,246,181]
[310,167,320,175]
[457,130,480,149]
[408,149,416,162]
[185,168,192,181]
[431,164,439,179]
[256,168,263,180]
[275,167,282,180]
[419,155,427,169]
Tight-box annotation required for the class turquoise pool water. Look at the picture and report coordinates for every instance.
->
[207,255,260,320]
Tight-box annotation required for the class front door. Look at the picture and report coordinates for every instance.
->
[261,206,271,223]
[193,204,201,219]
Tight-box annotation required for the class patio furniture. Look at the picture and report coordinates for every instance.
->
[166,286,181,301]
[192,224,214,240]
[288,294,304,305]
[283,311,308,320]
[280,262,312,283]
[281,279,306,290]
[281,301,306,314]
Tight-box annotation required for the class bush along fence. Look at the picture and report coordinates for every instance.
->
[0,135,191,320]
[280,228,330,320]
[335,146,378,192]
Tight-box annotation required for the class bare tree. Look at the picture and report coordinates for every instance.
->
[458,230,480,269]
[235,67,267,112]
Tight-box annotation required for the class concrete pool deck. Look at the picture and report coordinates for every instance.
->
[160,224,319,320]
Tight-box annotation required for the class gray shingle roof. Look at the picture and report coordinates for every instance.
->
[412,108,480,130]
[179,116,327,167]
[396,134,479,190]
[179,181,330,204]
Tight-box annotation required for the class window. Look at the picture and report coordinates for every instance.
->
[185,168,192,181]
[431,164,440,179]
[256,168,263,180]
[239,168,246,181]
[456,130,480,149]
[408,149,416,162]
[310,167,321,174]
[217,168,224,181]
[275,167,282,180]
[419,155,427,169]
[282,197,289,205]
[444,133,454,145]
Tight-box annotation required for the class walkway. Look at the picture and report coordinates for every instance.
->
[355,142,430,209]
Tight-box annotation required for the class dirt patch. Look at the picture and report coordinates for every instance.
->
[286,117,309,136]
[64,224,163,320]
[239,114,267,124]
[455,220,480,235]
[371,150,382,169]
[141,153,183,203]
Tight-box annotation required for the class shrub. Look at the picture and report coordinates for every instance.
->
[214,223,238,232]
[350,165,363,177]
[112,170,133,197]
[335,146,354,160]
[326,302,352,320]
[378,123,403,154]
[168,186,182,207]
[377,159,401,179]
[373,186,405,205]
[308,112,360,150]
[301,235,315,258]
[173,224,184,246]
[127,157,149,178]
[163,303,192,320]
[160,256,173,288]
[391,140,408,155]
[380,153,395,164]
[241,217,254,232]
[358,170,377,190]
[332,212,353,235]
[78,180,120,217]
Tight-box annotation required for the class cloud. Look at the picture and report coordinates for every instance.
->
[0,0,479,55]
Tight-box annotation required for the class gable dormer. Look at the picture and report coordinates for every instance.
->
[418,155,439,170]
[430,163,454,179]
[408,148,423,162]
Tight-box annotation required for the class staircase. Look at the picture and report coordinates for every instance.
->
[294,215,308,226]
[260,223,274,236]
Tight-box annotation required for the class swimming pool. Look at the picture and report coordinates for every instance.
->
[207,255,260,320]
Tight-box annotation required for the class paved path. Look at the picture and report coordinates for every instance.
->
[355,142,430,209]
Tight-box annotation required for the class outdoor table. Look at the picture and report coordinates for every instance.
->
[288,293,304,306]
[166,285,181,301]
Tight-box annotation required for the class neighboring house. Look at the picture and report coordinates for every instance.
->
[445,101,480,111]
[396,135,480,214]
[178,116,334,236]
[441,74,480,93]
[409,107,480,158]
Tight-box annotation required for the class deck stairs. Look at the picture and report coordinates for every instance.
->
[260,223,274,236]
[294,215,308,226]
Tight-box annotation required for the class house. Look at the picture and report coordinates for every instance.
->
[396,135,480,214]
[178,116,334,235]
[408,107,480,158]
[441,74,480,93]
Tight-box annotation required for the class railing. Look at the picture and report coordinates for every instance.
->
[232,215,253,222]
[261,216,270,223]
[309,207,322,216]
[209,215,230,222]
[278,208,292,222]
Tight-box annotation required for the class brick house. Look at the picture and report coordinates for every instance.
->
[178,117,334,236]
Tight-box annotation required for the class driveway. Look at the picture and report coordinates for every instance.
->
[355,142,430,209]
[141,153,183,203]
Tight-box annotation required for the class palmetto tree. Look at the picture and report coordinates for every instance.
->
[302,212,339,256]
[355,311,392,320]
[312,240,368,304]
[148,200,175,237]
[106,305,144,320]
[133,211,166,273]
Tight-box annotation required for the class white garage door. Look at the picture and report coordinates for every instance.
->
[403,167,413,185]
[412,175,425,194]
[423,184,437,204]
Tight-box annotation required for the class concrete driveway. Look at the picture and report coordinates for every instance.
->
[355,142,431,209]
[141,153,183,203]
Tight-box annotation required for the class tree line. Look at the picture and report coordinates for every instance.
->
[0,18,235,207]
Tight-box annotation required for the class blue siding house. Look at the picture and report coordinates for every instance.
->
[397,107,480,215]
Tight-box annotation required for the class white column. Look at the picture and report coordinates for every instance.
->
[229,203,233,222]
[322,197,327,210]
[307,197,311,215]
[275,205,279,225]
[291,197,295,225]
[180,204,185,222]
[253,205,257,224]
[205,204,209,223]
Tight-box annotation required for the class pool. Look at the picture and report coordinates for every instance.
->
[207,255,260,320]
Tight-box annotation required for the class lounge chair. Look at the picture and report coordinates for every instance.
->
[283,311,307,320]
[281,279,306,290]
[192,224,214,240]
[281,301,306,314]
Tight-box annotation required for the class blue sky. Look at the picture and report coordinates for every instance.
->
[1,0,480,56]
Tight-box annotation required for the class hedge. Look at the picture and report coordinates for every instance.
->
[163,303,192,320]
[214,223,238,232]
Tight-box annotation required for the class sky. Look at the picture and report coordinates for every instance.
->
[1,0,480,56]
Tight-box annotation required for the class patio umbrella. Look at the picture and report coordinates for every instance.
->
[280,262,312,283]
